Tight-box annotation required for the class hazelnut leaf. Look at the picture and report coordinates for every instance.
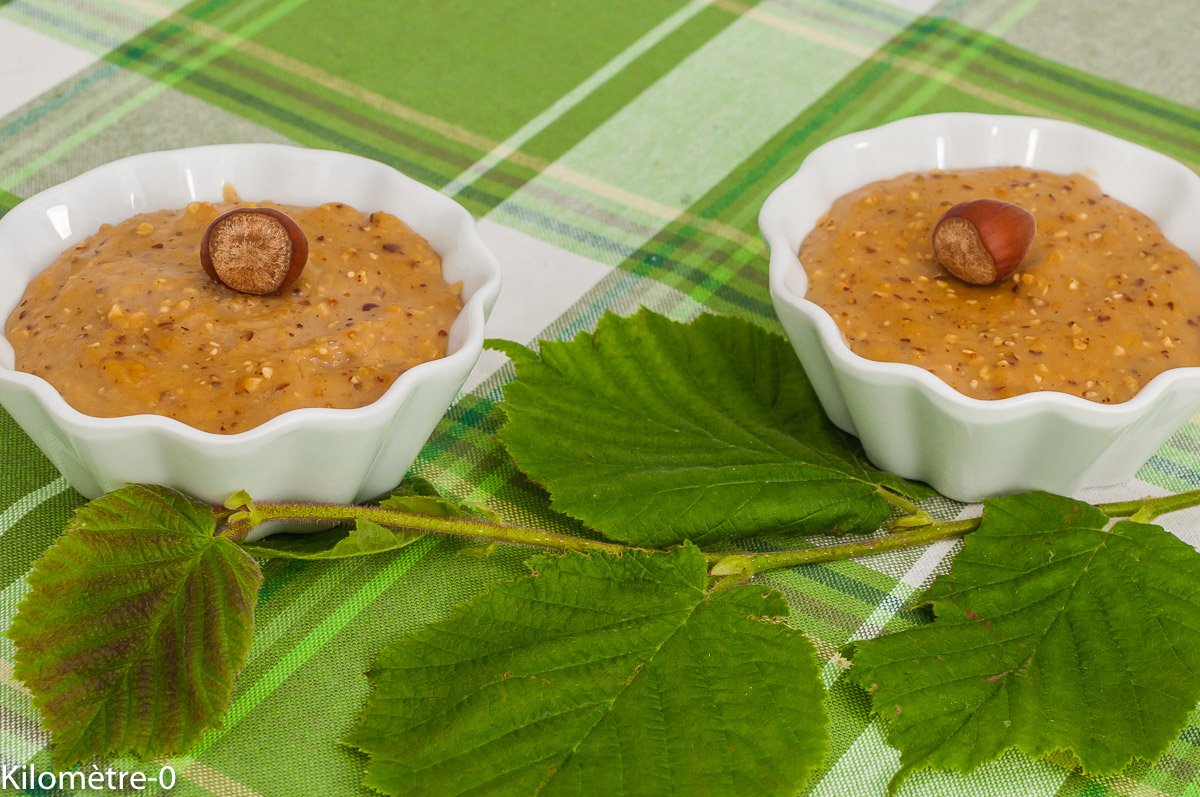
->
[239,518,425,560]
[223,489,253,510]
[345,543,828,797]
[490,310,931,547]
[7,484,261,767]
[845,491,1200,794]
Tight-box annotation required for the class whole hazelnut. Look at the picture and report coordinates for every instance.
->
[932,199,1036,285]
[200,207,308,295]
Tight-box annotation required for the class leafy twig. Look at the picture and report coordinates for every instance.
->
[221,487,1200,582]
[1097,486,1200,522]
[220,501,635,556]
[710,519,979,579]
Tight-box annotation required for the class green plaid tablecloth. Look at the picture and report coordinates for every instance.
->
[3,1,1200,795]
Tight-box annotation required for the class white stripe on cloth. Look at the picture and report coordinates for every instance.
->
[462,220,614,394]
[0,476,68,539]
[817,535,960,687]
[0,18,99,118]
[441,0,721,198]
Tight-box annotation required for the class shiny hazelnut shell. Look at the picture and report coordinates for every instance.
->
[200,207,308,295]
[932,199,1036,286]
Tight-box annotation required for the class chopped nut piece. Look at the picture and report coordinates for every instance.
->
[238,376,264,393]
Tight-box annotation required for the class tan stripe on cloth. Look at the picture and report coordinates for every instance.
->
[182,761,267,797]
[0,657,30,697]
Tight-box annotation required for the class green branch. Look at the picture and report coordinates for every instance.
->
[222,502,633,557]
[1097,486,1200,522]
[223,487,1200,580]
[710,519,979,579]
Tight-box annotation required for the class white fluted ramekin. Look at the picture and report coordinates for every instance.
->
[762,113,1200,501]
[0,145,501,507]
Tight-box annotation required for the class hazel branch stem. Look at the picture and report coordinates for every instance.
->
[1096,487,1200,522]
[223,487,1200,579]
[721,519,980,578]
[222,502,631,557]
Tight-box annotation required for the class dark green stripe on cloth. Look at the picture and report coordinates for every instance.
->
[101,0,749,218]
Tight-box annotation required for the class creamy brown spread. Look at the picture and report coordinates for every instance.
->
[6,200,462,433]
[799,167,1200,403]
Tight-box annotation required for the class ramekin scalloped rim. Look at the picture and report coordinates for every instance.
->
[761,113,1200,501]
[0,144,501,510]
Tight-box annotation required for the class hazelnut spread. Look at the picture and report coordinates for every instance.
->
[799,166,1200,403]
[5,200,462,433]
